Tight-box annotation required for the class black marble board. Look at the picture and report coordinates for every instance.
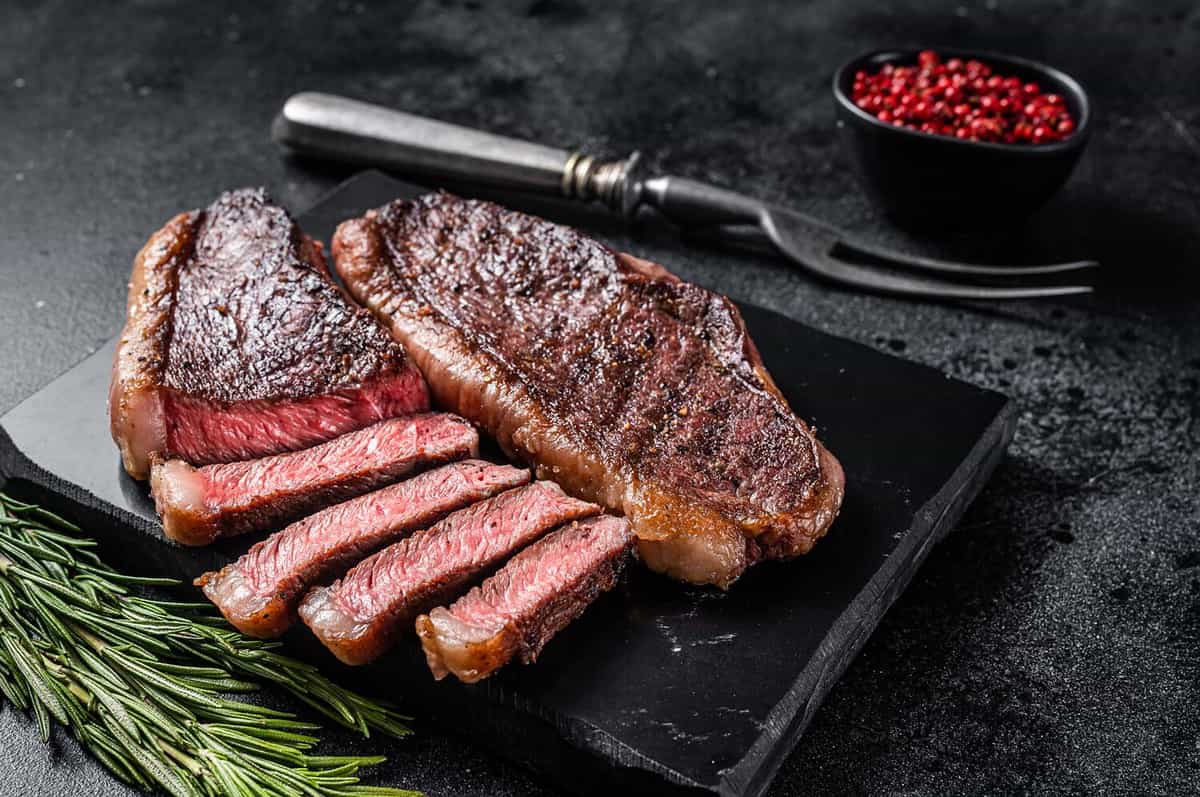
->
[0,171,1015,797]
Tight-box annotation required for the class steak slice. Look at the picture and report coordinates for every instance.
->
[110,187,428,480]
[196,460,529,638]
[416,514,634,683]
[150,414,478,546]
[299,480,599,665]
[332,192,845,588]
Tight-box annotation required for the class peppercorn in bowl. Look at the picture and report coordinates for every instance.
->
[833,48,1091,225]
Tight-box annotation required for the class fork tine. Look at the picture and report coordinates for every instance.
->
[835,238,1100,278]
[801,255,1095,300]
[684,220,1094,299]
[688,222,1099,281]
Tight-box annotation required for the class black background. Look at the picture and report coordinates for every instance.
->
[1,1,1198,794]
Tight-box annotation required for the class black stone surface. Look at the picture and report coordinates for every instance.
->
[1,170,1013,796]
[0,1,1197,795]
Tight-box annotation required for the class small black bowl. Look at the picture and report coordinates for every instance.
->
[833,48,1091,226]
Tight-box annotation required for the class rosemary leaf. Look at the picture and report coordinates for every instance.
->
[1,632,68,727]
[0,491,420,796]
[100,707,197,797]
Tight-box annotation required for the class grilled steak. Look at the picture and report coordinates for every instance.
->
[151,414,478,546]
[110,188,428,480]
[332,193,845,588]
[197,460,529,638]
[416,514,634,683]
[299,480,599,665]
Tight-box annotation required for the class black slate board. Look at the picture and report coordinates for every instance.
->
[0,171,1015,797]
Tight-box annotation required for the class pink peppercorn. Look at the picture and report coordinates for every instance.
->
[851,50,1077,144]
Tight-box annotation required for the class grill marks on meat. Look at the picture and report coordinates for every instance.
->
[197,460,529,638]
[151,414,479,546]
[110,188,428,479]
[299,481,600,665]
[332,193,844,588]
[417,515,634,683]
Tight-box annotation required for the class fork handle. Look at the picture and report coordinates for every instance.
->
[274,93,776,230]
[273,92,641,212]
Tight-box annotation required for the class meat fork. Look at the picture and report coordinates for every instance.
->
[273,92,1097,300]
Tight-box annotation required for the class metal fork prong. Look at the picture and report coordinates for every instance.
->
[800,247,1094,300]
[689,222,1099,281]
[836,238,1101,278]
[750,215,1095,300]
[685,221,1094,299]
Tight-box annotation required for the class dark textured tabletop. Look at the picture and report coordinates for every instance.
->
[2,1,1198,795]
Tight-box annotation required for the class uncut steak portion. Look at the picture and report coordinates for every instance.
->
[299,480,599,665]
[333,192,844,588]
[416,514,634,683]
[197,460,529,638]
[110,187,428,480]
[151,414,478,546]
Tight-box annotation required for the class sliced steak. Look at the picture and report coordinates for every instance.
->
[110,187,428,480]
[332,193,844,588]
[299,480,599,665]
[151,414,478,546]
[196,460,529,638]
[416,514,634,683]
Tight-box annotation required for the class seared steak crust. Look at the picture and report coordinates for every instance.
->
[416,515,634,683]
[332,193,844,588]
[110,188,428,479]
[163,188,408,402]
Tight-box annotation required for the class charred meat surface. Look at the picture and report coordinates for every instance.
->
[151,414,479,546]
[332,193,844,588]
[299,480,600,665]
[110,188,428,479]
[417,514,634,683]
[197,460,529,638]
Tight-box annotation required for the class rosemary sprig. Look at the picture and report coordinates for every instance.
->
[0,492,420,797]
